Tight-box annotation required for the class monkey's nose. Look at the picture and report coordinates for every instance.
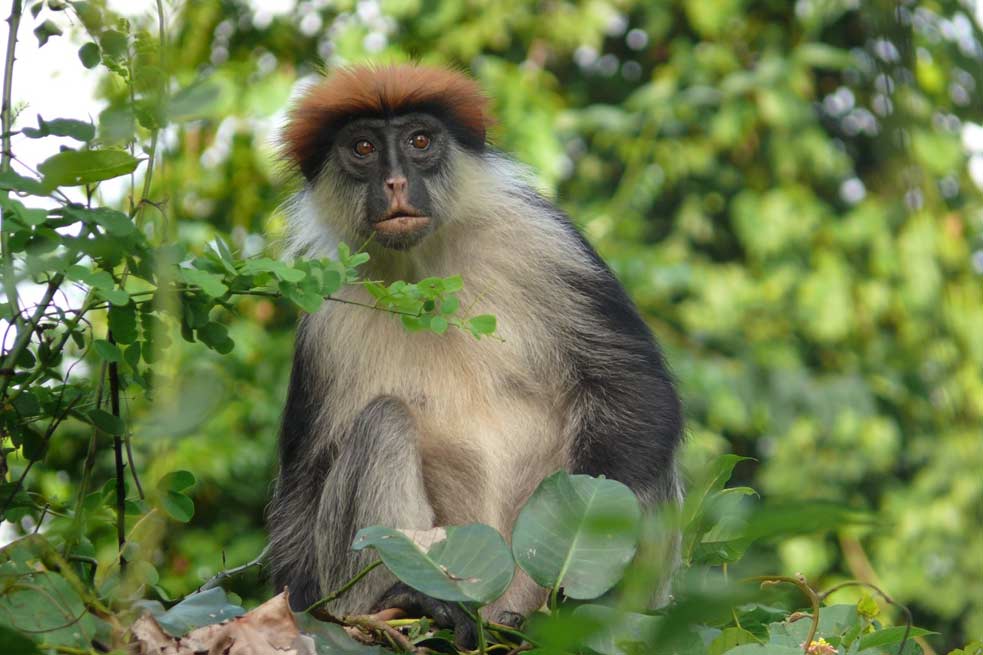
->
[385,176,408,194]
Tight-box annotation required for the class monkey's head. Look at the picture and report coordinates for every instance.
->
[282,65,493,250]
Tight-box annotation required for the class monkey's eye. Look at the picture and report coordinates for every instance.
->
[352,140,375,157]
[409,133,431,150]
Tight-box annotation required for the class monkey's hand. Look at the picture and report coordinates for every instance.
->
[372,582,478,648]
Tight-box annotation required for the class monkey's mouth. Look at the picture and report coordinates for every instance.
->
[371,212,431,237]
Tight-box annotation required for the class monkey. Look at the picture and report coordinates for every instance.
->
[265,64,683,645]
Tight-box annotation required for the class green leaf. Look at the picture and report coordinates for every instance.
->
[352,524,515,604]
[99,29,128,58]
[197,321,235,354]
[240,257,305,282]
[87,408,124,434]
[21,116,96,142]
[168,80,224,122]
[157,470,196,493]
[0,170,51,195]
[92,339,123,363]
[161,491,195,522]
[511,472,642,599]
[709,627,761,655]
[38,149,140,186]
[467,314,497,338]
[857,627,936,652]
[570,605,660,655]
[145,588,244,636]
[178,268,228,298]
[108,304,138,344]
[33,19,62,47]
[440,295,460,315]
[430,315,448,334]
[0,537,108,649]
[281,281,324,314]
[78,42,101,68]
[0,624,41,655]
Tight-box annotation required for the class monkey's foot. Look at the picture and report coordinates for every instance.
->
[373,582,478,648]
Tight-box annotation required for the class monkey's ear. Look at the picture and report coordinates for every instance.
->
[281,64,494,179]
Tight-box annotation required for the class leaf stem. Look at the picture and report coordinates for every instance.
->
[306,559,383,616]
[197,545,269,592]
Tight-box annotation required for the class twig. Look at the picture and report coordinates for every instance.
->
[0,274,64,398]
[197,545,269,592]
[344,614,420,654]
[306,559,383,616]
[1,0,24,325]
[751,574,819,654]
[107,331,126,575]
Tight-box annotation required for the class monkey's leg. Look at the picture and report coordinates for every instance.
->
[315,397,479,646]
[313,396,433,615]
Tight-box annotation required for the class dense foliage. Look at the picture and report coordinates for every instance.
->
[0,0,980,653]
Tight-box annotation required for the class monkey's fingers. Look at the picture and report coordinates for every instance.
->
[373,582,479,649]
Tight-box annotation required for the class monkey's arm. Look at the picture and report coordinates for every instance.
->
[566,266,684,505]
[267,317,331,610]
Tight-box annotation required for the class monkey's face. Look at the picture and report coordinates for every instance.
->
[330,112,452,250]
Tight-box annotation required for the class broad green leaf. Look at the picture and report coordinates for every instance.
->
[430,315,448,334]
[240,257,305,282]
[709,627,761,655]
[62,206,136,236]
[38,149,140,186]
[0,536,108,648]
[157,470,196,493]
[197,322,235,354]
[21,116,95,142]
[78,42,101,68]
[87,408,124,434]
[146,588,244,636]
[0,624,41,655]
[161,491,194,523]
[178,268,228,298]
[281,281,324,314]
[0,170,51,195]
[571,605,660,655]
[857,626,936,652]
[92,339,123,363]
[352,524,514,604]
[108,305,138,345]
[467,314,497,338]
[441,295,460,315]
[99,29,128,58]
[33,19,62,47]
[511,472,642,599]
[168,80,224,122]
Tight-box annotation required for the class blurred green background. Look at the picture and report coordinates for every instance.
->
[18,0,983,650]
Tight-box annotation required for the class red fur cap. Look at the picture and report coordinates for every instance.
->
[282,64,493,178]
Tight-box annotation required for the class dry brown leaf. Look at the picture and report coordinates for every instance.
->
[131,591,304,655]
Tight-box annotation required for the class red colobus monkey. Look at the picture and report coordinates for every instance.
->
[267,65,683,644]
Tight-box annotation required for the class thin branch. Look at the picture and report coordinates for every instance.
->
[0,274,64,397]
[751,574,819,654]
[343,614,420,654]
[107,330,126,575]
[197,545,269,592]
[1,0,24,325]
[306,560,383,617]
